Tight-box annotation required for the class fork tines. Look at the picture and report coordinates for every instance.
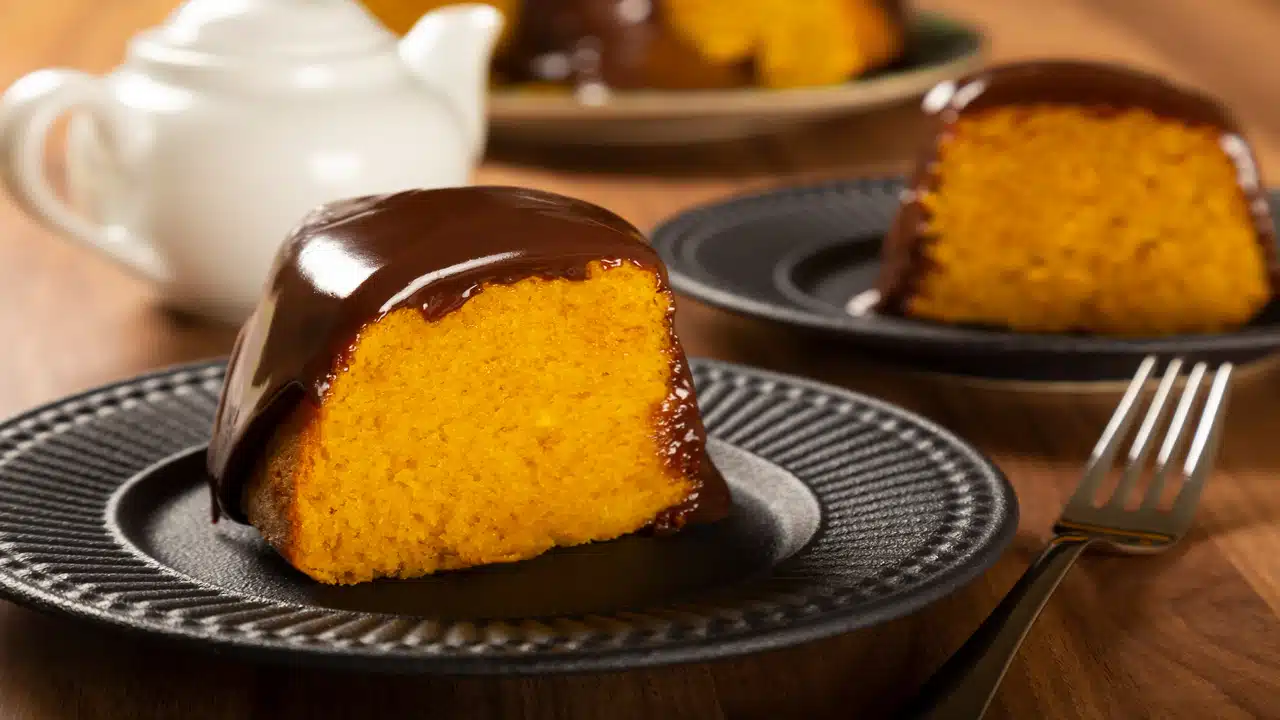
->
[1066,356,1233,527]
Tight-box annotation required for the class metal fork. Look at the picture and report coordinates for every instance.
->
[901,356,1234,719]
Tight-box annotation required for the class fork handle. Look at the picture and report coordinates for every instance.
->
[900,534,1093,719]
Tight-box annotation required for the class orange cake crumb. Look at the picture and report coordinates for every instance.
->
[906,105,1270,335]
[245,262,693,585]
[665,0,904,88]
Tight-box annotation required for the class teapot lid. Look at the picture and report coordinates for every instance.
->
[138,0,396,59]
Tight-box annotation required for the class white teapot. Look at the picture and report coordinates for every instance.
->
[0,0,503,323]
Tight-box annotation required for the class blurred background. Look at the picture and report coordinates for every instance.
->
[1,3,1279,719]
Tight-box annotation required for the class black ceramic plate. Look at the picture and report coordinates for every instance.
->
[651,177,1280,382]
[0,359,1014,674]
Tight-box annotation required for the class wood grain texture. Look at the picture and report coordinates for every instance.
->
[0,0,1278,718]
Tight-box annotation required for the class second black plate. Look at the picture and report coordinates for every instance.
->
[651,177,1280,382]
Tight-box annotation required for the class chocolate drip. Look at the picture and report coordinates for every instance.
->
[207,186,729,527]
[876,60,1278,313]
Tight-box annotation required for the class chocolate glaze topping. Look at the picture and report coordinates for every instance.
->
[876,60,1278,313]
[495,0,906,92]
[206,186,730,528]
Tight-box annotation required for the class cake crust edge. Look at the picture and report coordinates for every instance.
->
[875,60,1280,322]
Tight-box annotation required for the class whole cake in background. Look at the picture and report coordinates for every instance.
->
[206,186,731,585]
[875,60,1278,336]
[362,0,908,91]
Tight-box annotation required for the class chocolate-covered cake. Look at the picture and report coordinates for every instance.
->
[877,60,1277,336]
[363,0,908,90]
[207,186,730,585]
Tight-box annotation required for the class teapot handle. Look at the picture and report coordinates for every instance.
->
[0,69,169,281]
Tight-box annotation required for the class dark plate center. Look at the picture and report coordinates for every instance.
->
[775,235,886,315]
[109,440,820,620]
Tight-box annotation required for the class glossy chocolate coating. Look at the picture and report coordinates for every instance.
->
[877,60,1278,313]
[206,186,730,529]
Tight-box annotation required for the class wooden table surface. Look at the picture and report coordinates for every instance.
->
[2,1,1279,718]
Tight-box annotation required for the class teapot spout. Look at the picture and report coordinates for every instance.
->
[399,3,504,162]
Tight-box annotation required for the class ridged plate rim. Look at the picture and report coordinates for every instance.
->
[0,358,1017,674]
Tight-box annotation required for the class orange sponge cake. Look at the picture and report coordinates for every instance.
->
[877,61,1277,336]
[206,187,730,585]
